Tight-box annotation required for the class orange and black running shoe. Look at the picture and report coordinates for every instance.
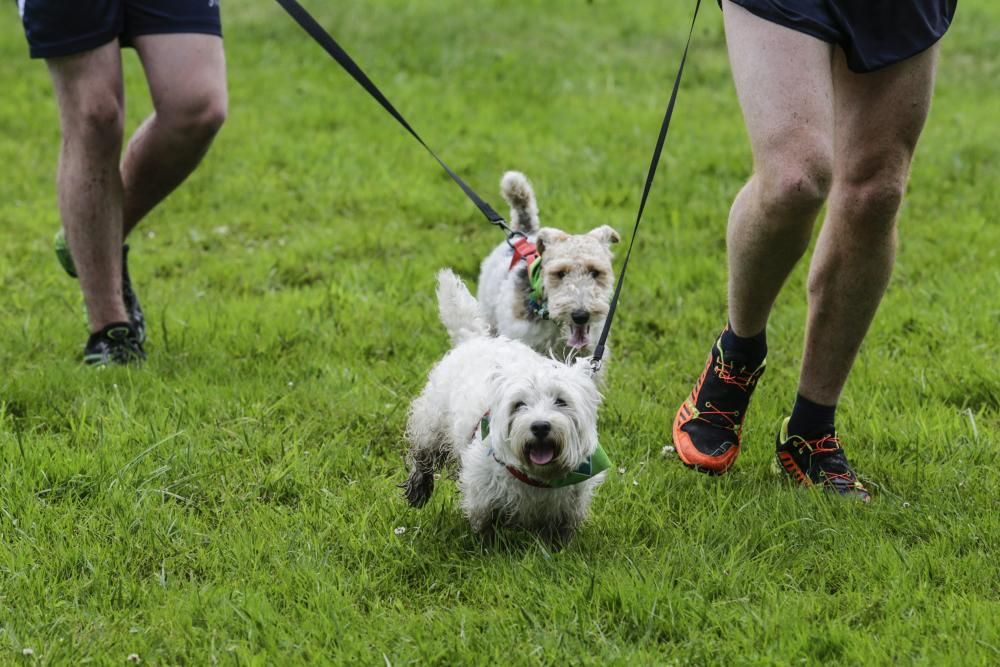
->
[774,418,870,501]
[673,333,766,474]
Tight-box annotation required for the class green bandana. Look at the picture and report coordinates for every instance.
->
[548,444,612,488]
[480,415,611,488]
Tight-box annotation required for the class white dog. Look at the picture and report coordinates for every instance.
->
[477,171,620,362]
[404,269,609,546]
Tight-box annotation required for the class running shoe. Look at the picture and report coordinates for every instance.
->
[673,332,766,474]
[83,321,145,366]
[774,417,871,501]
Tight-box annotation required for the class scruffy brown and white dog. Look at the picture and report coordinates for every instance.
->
[477,172,620,362]
[404,269,608,546]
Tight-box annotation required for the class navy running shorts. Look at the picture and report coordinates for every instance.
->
[721,0,957,73]
[17,0,223,59]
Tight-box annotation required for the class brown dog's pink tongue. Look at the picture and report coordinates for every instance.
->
[529,442,556,465]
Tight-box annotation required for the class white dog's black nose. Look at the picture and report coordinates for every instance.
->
[530,421,551,438]
[571,309,590,325]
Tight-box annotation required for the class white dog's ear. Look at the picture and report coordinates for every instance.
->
[487,367,505,399]
[588,225,621,245]
[536,227,569,255]
[486,369,513,441]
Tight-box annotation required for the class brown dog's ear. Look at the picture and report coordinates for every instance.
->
[588,225,621,245]
[536,227,569,255]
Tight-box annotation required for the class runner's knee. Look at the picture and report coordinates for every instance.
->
[158,86,227,139]
[836,172,906,232]
[62,91,125,151]
[756,149,833,218]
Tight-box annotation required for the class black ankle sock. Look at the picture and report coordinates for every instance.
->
[787,393,836,437]
[719,322,767,366]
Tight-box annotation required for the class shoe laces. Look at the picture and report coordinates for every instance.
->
[713,356,763,392]
[695,401,742,434]
[792,433,842,455]
[686,350,762,435]
[791,433,864,489]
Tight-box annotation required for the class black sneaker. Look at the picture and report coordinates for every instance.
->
[55,231,146,343]
[122,244,146,343]
[83,322,145,366]
[775,418,871,501]
[673,331,766,474]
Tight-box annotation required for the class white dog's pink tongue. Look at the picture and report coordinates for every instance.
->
[569,325,589,350]
[529,442,556,466]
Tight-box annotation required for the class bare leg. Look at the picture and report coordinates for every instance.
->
[799,46,940,404]
[47,41,129,332]
[121,34,227,236]
[671,3,841,474]
[722,1,836,337]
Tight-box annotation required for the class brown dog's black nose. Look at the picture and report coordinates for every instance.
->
[530,421,551,438]
[571,309,590,325]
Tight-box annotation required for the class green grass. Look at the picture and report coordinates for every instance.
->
[2,1,998,663]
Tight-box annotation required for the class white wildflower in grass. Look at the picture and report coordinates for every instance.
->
[393,526,407,536]
[22,648,34,656]
[661,445,676,457]
[127,654,141,664]
[617,466,626,475]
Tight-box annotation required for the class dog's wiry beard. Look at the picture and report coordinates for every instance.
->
[543,273,612,353]
[488,363,601,480]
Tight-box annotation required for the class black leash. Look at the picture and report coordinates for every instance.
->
[273,0,524,242]
[589,0,701,374]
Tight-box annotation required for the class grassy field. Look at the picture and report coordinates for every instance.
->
[1,0,998,663]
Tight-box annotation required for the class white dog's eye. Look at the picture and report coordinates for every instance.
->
[554,397,568,408]
[513,401,526,412]
[589,269,603,280]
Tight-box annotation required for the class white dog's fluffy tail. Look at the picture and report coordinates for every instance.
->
[500,171,539,233]
[436,269,490,345]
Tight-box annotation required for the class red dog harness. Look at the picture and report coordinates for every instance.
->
[509,237,548,319]
[508,237,540,271]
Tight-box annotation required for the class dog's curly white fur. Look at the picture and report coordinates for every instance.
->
[477,171,620,362]
[405,269,606,545]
